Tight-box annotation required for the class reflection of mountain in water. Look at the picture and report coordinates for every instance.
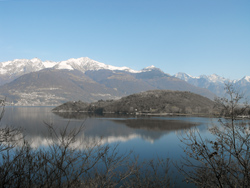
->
[112,118,199,142]
[53,112,199,143]
[2,108,201,148]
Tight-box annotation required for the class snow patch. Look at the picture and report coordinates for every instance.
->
[54,57,140,73]
[55,61,74,70]
[244,76,250,82]
[43,61,58,68]
[2,61,12,67]
[207,74,226,83]
[175,72,200,81]
[0,69,7,74]
[142,65,156,71]
[31,58,41,63]
[0,57,143,76]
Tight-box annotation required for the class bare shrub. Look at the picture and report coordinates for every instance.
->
[177,83,250,187]
[124,157,172,188]
[0,106,173,187]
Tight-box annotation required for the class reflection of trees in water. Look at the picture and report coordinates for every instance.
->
[52,112,200,143]
[112,119,199,142]
[113,119,199,131]
[3,108,200,147]
[52,112,132,119]
[53,112,199,131]
[53,112,92,119]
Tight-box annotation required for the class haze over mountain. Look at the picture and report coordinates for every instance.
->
[0,57,249,106]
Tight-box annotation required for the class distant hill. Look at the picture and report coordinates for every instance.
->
[53,90,216,115]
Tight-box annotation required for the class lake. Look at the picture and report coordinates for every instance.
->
[1,106,220,187]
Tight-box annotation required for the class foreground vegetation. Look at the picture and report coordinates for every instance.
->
[177,83,250,187]
[0,103,173,187]
[1,84,250,187]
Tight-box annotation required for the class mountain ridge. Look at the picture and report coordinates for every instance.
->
[0,67,215,106]
[0,57,249,106]
[1,57,249,84]
[174,72,250,98]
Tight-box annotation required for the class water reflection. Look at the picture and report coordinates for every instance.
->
[1,107,203,148]
[1,107,213,187]
[113,118,198,131]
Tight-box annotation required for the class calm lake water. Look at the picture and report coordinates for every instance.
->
[1,106,220,187]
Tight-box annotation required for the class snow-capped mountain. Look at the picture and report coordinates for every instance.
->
[0,57,141,83]
[0,58,44,76]
[174,72,250,98]
[140,65,170,75]
[0,58,216,106]
[0,58,51,85]
[174,72,229,97]
[236,76,250,87]
[174,72,197,82]
[53,57,139,73]
[142,65,159,72]
[240,76,250,83]
[1,57,250,106]
[175,72,228,83]
[1,57,249,86]
[42,60,58,68]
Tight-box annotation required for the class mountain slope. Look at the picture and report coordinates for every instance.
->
[0,67,215,106]
[85,69,216,99]
[0,69,121,106]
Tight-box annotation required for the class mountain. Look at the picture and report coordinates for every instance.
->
[175,72,227,83]
[86,68,216,98]
[174,72,250,100]
[175,72,229,97]
[237,76,250,86]
[234,76,250,99]
[0,58,45,85]
[0,69,122,106]
[0,57,216,106]
[7,57,250,106]
[0,57,138,86]
[53,57,137,73]
[0,67,215,106]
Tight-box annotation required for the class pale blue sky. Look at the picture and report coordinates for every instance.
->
[0,0,249,79]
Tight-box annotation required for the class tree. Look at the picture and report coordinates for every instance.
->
[177,82,250,187]
[0,119,140,188]
[0,98,23,153]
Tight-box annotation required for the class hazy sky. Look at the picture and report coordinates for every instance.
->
[0,0,249,79]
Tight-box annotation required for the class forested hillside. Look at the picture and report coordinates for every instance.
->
[53,90,215,115]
